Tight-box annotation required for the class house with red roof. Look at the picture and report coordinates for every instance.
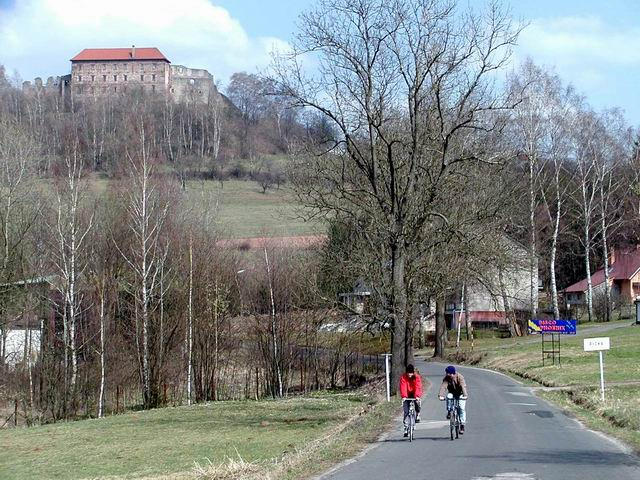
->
[563,247,640,305]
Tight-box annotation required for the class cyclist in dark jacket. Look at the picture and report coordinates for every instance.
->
[438,365,468,433]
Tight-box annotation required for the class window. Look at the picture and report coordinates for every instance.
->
[151,85,156,92]
[78,64,82,71]
[189,79,195,85]
[124,74,128,81]
[113,64,117,70]
[140,74,144,81]
[103,75,107,82]
[153,63,157,70]
[91,75,95,82]
[114,86,117,93]
[77,75,82,82]
[152,74,156,82]
[102,63,107,71]
[113,75,117,82]
[139,63,144,72]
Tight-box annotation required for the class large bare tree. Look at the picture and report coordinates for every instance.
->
[273,0,520,389]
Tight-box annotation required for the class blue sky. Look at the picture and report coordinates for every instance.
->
[1,0,639,125]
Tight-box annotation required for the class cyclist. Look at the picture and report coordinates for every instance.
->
[438,365,468,434]
[399,364,423,437]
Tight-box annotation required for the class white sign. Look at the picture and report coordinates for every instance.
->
[584,337,610,352]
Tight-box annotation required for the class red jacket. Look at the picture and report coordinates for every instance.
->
[399,372,423,398]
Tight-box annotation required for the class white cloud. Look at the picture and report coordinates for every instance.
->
[0,0,290,86]
[517,15,640,88]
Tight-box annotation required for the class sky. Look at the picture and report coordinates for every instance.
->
[0,0,639,125]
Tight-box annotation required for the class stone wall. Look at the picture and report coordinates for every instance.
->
[70,59,170,98]
[170,64,216,103]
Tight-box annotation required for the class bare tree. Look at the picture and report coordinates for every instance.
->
[273,0,520,387]
[118,111,171,409]
[47,136,93,407]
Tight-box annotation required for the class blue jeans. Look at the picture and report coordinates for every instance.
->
[446,397,466,424]
[403,399,421,428]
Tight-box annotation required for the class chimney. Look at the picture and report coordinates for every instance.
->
[609,247,616,266]
[131,45,136,58]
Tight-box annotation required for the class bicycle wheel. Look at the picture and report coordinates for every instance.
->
[449,414,454,441]
[455,419,460,439]
[409,413,415,442]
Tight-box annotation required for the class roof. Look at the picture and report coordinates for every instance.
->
[563,247,640,293]
[71,48,169,62]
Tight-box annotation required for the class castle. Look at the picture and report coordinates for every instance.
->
[22,46,216,104]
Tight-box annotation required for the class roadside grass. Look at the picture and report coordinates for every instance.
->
[0,389,395,480]
[432,322,640,452]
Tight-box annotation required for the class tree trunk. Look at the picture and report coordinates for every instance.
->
[390,243,407,395]
[434,298,446,358]
[98,290,106,418]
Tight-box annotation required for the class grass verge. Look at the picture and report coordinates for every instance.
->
[0,386,395,480]
[432,321,640,453]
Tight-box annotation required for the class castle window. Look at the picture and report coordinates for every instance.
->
[78,64,82,71]
[152,74,156,82]
[103,75,107,82]
[152,85,156,92]
[102,64,107,71]
[124,75,128,81]
[114,86,117,93]
[140,74,144,81]
[91,75,95,82]
[114,75,117,82]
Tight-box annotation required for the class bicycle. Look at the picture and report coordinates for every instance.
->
[440,393,467,440]
[402,398,417,442]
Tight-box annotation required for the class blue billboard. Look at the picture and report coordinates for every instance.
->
[528,319,577,335]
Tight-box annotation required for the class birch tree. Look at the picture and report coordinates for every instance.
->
[119,112,170,409]
[48,137,93,408]
[0,120,39,368]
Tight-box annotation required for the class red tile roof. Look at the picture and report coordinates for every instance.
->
[71,48,169,62]
[563,247,640,293]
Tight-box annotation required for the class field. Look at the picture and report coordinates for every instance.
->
[196,179,322,238]
[81,175,322,239]
[435,320,640,452]
[0,390,396,480]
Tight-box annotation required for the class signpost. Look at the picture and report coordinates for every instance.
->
[528,319,577,365]
[584,337,610,402]
[383,353,392,402]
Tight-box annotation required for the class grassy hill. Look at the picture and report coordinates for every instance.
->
[188,179,323,238]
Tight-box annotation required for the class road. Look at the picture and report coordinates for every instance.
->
[319,360,640,480]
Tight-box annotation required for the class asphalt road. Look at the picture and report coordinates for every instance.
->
[320,360,640,480]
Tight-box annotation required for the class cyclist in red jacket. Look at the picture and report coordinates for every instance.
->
[399,364,423,437]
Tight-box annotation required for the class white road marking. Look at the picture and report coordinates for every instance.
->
[505,391,531,397]
[507,402,537,406]
[414,420,449,429]
[473,473,536,480]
